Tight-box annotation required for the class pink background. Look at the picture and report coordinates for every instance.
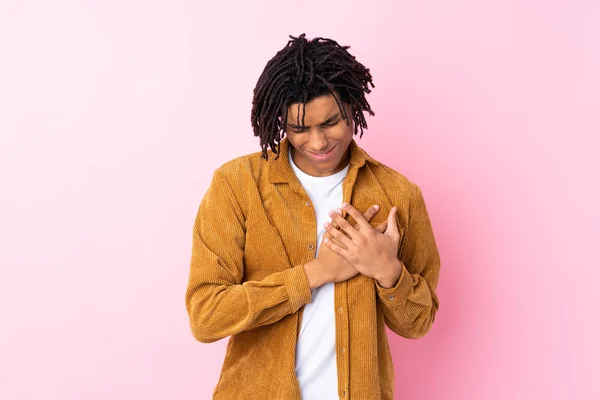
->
[1,1,598,399]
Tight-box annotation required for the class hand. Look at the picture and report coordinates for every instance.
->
[323,203,401,286]
[324,205,389,249]
[318,204,387,283]
[305,205,387,289]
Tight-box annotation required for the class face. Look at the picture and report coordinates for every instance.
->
[285,93,354,177]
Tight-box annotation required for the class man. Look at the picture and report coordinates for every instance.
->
[185,33,441,399]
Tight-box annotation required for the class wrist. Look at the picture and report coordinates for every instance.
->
[304,259,329,290]
[375,259,402,289]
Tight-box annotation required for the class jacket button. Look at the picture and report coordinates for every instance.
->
[307,243,314,250]
[388,295,395,300]
[305,201,311,206]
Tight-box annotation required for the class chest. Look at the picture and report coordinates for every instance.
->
[241,175,404,281]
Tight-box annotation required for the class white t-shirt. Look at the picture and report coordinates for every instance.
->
[289,149,349,399]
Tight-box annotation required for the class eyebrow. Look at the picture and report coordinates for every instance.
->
[287,112,341,129]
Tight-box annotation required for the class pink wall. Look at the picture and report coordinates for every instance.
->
[1,1,598,399]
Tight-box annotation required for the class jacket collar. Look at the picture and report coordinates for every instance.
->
[267,136,379,184]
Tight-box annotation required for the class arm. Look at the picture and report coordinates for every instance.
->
[375,184,441,339]
[185,168,313,343]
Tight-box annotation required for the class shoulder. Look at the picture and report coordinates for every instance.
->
[201,151,261,220]
[208,149,269,212]
[364,161,428,231]
[213,149,266,183]
[368,159,421,199]
[355,140,420,196]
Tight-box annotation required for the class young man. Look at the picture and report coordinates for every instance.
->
[185,33,441,399]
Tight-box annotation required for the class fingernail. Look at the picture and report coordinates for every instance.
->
[336,208,342,214]
[341,202,348,207]
[374,205,379,210]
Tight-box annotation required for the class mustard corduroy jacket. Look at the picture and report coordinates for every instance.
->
[185,137,441,399]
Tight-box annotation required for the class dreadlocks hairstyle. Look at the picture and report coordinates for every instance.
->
[251,33,375,161]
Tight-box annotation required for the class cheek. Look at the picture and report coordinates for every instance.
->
[331,121,353,137]
[340,117,354,133]
[285,134,303,147]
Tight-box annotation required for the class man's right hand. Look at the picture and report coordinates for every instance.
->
[304,204,389,290]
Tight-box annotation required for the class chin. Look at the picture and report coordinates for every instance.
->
[315,156,342,170]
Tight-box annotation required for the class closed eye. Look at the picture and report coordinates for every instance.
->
[288,116,340,133]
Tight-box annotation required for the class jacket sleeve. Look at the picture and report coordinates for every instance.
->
[375,184,441,339]
[185,168,312,343]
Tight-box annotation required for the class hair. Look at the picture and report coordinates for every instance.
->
[251,33,375,160]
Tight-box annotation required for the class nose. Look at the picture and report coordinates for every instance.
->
[309,130,328,152]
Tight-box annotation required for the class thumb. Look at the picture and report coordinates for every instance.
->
[384,207,399,237]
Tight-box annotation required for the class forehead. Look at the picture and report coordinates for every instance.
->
[286,93,340,122]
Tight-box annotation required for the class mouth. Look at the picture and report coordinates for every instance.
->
[307,145,337,161]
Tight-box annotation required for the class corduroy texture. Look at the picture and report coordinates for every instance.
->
[185,137,441,399]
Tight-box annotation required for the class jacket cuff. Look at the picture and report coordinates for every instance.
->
[282,264,313,312]
[375,261,413,310]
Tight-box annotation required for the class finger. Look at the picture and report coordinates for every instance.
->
[374,220,388,233]
[361,204,380,223]
[330,236,348,250]
[327,208,352,241]
[340,202,373,233]
[324,221,352,248]
[329,209,359,239]
[324,236,351,259]
[385,206,399,238]
[323,231,348,250]
[329,207,343,230]
[329,203,378,235]
[350,204,380,232]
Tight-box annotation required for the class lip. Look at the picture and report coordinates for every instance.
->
[307,145,337,162]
